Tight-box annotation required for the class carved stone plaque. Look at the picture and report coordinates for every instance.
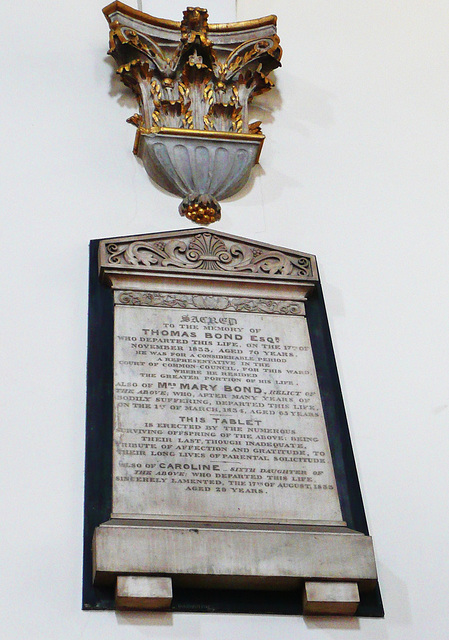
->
[84,228,382,616]
[113,305,341,524]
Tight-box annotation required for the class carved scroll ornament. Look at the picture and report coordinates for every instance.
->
[115,291,305,316]
[106,231,314,279]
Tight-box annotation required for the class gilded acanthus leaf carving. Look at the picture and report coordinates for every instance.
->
[106,7,281,137]
[103,3,282,224]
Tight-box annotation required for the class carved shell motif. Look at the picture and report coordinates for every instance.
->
[106,232,314,278]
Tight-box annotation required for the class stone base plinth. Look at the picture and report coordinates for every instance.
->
[93,519,377,600]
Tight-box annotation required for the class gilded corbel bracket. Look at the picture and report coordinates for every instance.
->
[103,2,282,224]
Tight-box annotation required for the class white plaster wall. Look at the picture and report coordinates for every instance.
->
[1,0,448,638]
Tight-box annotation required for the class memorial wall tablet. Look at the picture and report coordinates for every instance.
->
[83,228,383,616]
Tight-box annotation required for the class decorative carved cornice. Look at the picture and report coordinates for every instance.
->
[99,228,318,283]
[103,2,277,34]
[114,291,305,316]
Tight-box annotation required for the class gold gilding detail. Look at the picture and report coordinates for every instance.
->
[150,79,162,102]
[184,203,220,225]
[105,3,281,138]
[103,2,276,32]
[103,2,278,222]
[152,100,192,129]
[181,7,211,48]
[138,126,264,143]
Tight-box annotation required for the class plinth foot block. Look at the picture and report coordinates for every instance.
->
[303,581,360,615]
[115,576,173,610]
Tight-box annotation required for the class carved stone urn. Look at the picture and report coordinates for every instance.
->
[103,2,282,224]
